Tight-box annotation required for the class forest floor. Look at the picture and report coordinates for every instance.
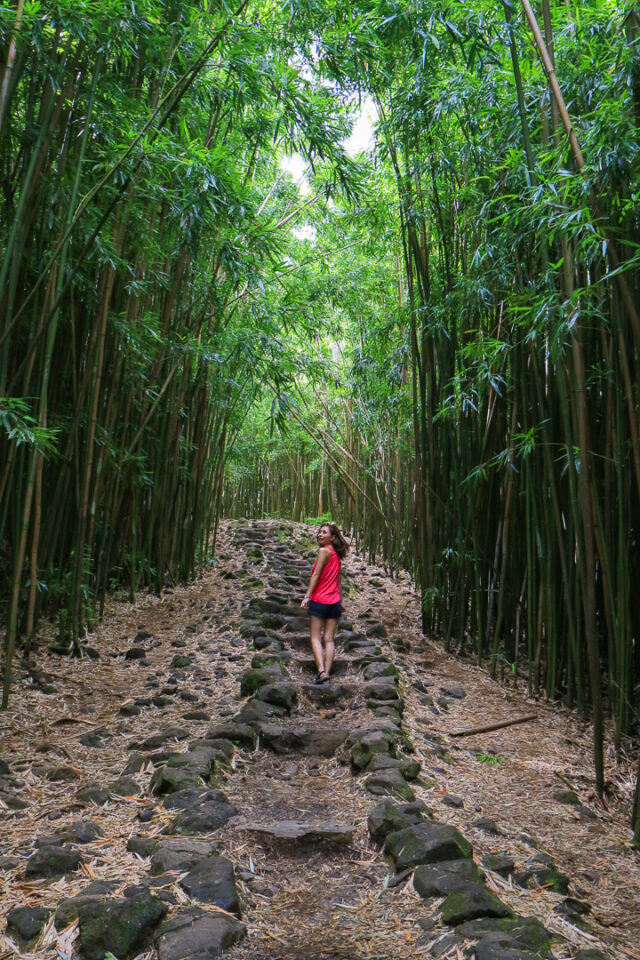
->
[0,519,638,960]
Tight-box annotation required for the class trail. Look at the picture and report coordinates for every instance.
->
[0,520,637,960]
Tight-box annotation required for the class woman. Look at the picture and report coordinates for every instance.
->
[301,522,349,685]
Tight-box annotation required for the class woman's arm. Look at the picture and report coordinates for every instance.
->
[301,547,331,608]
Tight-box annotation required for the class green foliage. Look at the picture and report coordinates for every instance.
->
[475,754,505,766]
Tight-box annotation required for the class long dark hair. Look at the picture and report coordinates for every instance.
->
[321,522,349,560]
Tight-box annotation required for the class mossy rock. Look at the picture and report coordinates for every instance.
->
[349,729,396,770]
[413,860,482,899]
[367,799,430,841]
[384,822,472,872]
[367,623,387,638]
[455,915,552,956]
[440,883,513,925]
[6,906,53,946]
[366,754,421,780]
[170,654,192,669]
[255,682,297,711]
[390,635,411,653]
[238,620,262,638]
[260,613,287,630]
[240,663,286,697]
[241,578,264,590]
[77,893,167,960]
[244,598,283,615]
[362,661,399,681]
[206,723,257,748]
[554,789,580,806]
[515,866,569,894]
[251,651,291,669]
[364,767,415,801]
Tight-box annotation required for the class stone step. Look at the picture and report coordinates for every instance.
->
[237,820,355,845]
[252,721,351,756]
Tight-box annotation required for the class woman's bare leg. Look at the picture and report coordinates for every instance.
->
[309,616,326,675]
[323,618,339,676]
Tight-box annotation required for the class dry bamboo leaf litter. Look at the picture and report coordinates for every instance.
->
[0,520,635,960]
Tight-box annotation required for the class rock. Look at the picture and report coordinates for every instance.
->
[442,794,464,809]
[440,685,466,699]
[76,893,167,960]
[120,702,141,717]
[473,817,501,834]
[259,613,287,630]
[76,783,110,805]
[390,635,411,652]
[39,820,103,846]
[554,789,580,805]
[155,907,246,960]
[349,728,396,769]
[235,699,288,723]
[384,822,473,872]
[79,727,112,748]
[345,638,381,654]
[54,881,120,928]
[481,853,515,878]
[151,765,202,795]
[190,738,235,761]
[124,646,147,660]
[514,865,569,894]
[283,616,310,632]
[165,790,237,835]
[574,952,609,960]
[127,836,159,857]
[141,728,190,750]
[367,623,387,638]
[121,752,149,775]
[179,691,200,703]
[555,897,591,918]
[371,706,404,724]
[255,681,297,710]
[6,906,53,945]
[239,820,355,845]
[440,883,512,924]
[363,678,399,701]
[44,765,80,782]
[364,767,415,801]
[362,661,398,681]
[109,776,141,796]
[25,844,84,879]
[183,710,210,720]
[473,944,540,960]
[253,636,283,650]
[179,857,239,914]
[455,916,552,956]
[367,800,429,841]
[366,754,421,780]
[253,721,350,756]
[171,655,193,669]
[240,663,286,696]
[414,859,482,898]
[150,838,219,875]
[251,652,292,669]
[206,722,257,748]
[430,934,465,956]
[305,681,356,704]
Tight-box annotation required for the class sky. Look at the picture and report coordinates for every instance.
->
[280,96,376,190]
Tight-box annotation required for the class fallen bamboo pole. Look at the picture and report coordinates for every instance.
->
[450,713,538,738]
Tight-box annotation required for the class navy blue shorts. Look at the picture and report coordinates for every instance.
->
[308,600,343,620]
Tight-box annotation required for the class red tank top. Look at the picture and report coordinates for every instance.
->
[310,547,341,604]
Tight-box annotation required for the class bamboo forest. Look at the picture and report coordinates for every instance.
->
[1,1,640,958]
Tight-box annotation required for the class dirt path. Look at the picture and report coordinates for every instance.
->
[0,519,637,960]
